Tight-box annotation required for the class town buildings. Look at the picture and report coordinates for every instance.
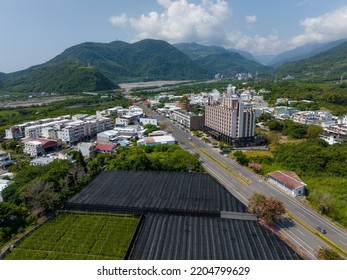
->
[5,114,113,145]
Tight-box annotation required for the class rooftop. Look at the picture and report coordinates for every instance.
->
[22,138,58,149]
[129,213,301,260]
[143,135,176,144]
[268,171,306,190]
[95,143,116,152]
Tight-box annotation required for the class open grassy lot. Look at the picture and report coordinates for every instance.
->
[5,213,139,260]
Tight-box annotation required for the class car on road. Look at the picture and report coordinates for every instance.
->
[315,226,327,234]
[188,137,192,140]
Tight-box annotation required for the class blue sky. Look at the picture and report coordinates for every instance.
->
[1,0,347,73]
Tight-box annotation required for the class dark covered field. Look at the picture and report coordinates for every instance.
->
[66,170,247,215]
[128,213,301,260]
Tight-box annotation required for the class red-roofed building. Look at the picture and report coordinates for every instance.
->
[22,138,58,157]
[95,143,117,153]
[267,171,306,196]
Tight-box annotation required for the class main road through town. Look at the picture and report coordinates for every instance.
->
[141,104,347,259]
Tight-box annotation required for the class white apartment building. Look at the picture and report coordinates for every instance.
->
[23,139,58,157]
[115,117,130,126]
[97,130,120,144]
[23,141,44,157]
[57,116,113,144]
[24,119,71,138]
[113,125,144,138]
[140,118,158,126]
[205,96,256,147]
[5,115,71,140]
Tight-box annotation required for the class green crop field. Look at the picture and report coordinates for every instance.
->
[4,213,139,260]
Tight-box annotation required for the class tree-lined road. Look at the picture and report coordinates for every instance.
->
[142,104,347,259]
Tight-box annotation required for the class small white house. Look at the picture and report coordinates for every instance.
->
[137,135,177,146]
[267,171,306,196]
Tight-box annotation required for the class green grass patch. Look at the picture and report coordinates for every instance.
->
[5,214,139,260]
[243,151,273,157]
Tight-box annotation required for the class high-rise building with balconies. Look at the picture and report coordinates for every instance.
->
[204,96,256,147]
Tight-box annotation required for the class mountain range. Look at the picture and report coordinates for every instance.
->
[268,38,347,67]
[1,37,347,93]
[274,40,347,81]
[174,43,270,76]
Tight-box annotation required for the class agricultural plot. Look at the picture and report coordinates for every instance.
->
[5,213,139,260]
[66,170,248,215]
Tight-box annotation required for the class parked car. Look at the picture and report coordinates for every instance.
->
[315,225,327,234]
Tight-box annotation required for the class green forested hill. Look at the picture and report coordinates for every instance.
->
[269,38,347,67]
[174,42,271,77]
[47,39,210,81]
[274,41,347,81]
[0,62,116,93]
[1,39,210,93]
[0,72,7,82]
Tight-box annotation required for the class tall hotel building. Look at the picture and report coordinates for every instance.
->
[205,95,256,147]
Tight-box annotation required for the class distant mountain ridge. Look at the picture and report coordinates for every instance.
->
[47,39,210,82]
[0,39,211,93]
[274,41,347,81]
[0,72,6,82]
[174,42,271,77]
[3,37,347,93]
[269,38,347,67]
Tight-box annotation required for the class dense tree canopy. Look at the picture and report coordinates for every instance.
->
[248,193,286,225]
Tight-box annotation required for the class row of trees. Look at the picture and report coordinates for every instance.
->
[267,119,324,139]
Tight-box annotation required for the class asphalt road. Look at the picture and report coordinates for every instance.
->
[142,104,347,259]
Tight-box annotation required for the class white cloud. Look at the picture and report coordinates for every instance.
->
[127,0,232,44]
[225,32,283,54]
[108,0,285,54]
[253,34,282,53]
[246,15,257,24]
[109,13,128,26]
[291,5,347,46]
[226,32,252,49]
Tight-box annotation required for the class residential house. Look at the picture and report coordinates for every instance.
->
[267,171,306,196]
[137,135,177,146]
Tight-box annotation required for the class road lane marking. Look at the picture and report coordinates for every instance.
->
[296,229,306,237]
[297,212,306,218]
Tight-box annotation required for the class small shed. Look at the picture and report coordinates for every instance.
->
[267,171,306,196]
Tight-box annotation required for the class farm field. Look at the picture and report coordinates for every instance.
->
[4,213,139,260]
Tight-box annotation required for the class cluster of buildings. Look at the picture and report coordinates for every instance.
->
[5,114,113,144]
[3,104,178,161]
[271,100,347,144]
[150,84,262,147]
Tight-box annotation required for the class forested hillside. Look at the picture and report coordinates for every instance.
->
[0,62,116,93]
[274,41,347,81]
